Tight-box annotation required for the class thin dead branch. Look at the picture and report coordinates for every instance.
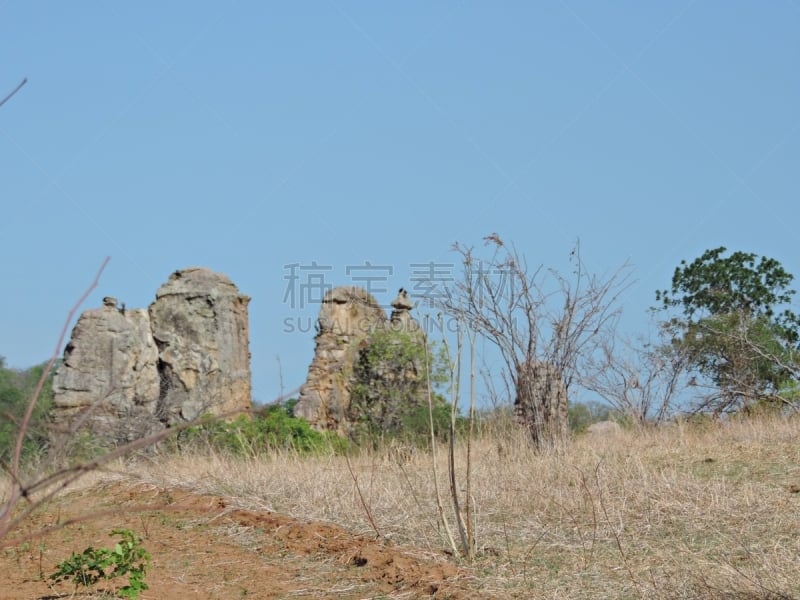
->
[0,77,27,108]
[10,257,110,481]
[443,236,633,448]
[344,454,381,538]
[423,316,458,556]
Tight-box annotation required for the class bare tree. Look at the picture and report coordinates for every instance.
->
[580,330,690,425]
[442,234,632,450]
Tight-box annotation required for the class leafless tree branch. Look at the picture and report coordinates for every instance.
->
[580,330,690,424]
[0,77,28,108]
[442,235,633,448]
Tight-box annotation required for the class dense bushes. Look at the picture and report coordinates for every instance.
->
[180,394,623,458]
[181,400,350,456]
[181,396,471,456]
[350,328,449,444]
[0,357,54,463]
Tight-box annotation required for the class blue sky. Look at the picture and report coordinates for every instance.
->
[1,2,798,405]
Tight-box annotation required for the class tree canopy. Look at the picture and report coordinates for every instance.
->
[655,247,800,413]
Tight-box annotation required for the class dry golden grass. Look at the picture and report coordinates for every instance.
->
[11,414,800,599]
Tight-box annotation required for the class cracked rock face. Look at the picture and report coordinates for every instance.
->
[293,287,387,435]
[149,268,252,424]
[293,287,425,437]
[51,268,252,446]
[51,302,160,442]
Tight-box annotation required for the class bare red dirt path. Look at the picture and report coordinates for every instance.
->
[1,483,483,599]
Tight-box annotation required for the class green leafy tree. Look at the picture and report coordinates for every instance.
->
[655,247,800,413]
[350,328,448,445]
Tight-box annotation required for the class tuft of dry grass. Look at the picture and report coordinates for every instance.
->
[15,414,800,599]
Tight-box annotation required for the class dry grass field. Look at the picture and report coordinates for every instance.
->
[3,414,800,599]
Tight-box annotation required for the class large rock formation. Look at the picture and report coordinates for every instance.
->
[150,268,252,424]
[50,297,161,443]
[51,268,251,445]
[293,287,386,435]
[294,287,426,437]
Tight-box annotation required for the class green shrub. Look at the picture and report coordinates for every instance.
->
[397,393,469,446]
[0,357,54,464]
[350,328,450,447]
[182,401,349,456]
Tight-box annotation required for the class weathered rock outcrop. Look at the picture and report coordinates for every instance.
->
[293,287,386,435]
[149,268,252,424]
[51,297,161,442]
[51,269,251,445]
[294,287,426,437]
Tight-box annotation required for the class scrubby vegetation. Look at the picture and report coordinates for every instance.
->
[0,357,54,464]
[567,400,622,433]
[3,244,800,598]
[109,412,800,599]
[351,328,441,443]
[655,247,800,414]
[180,397,485,458]
[180,400,351,456]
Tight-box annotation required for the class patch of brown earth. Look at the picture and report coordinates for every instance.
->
[0,483,479,599]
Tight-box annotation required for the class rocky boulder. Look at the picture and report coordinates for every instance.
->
[149,267,252,424]
[294,287,427,438]
[51,297,160,442]
[51,269,252,446]
[293,287,386,435]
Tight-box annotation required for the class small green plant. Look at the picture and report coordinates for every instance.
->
[49,528,151,599]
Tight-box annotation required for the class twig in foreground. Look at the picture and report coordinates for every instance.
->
[0,77,28,108]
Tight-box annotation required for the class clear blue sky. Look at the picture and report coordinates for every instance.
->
[1,2,798,404]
